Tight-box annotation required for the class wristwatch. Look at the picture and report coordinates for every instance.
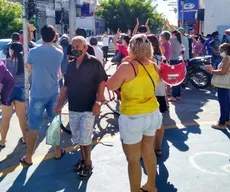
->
[95,101,102,106]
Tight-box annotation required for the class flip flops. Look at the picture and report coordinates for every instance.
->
[19,137,26,144]
[19,157,33,166]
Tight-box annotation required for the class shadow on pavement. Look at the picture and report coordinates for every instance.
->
[93,112,119,141]
[1,112,118,192]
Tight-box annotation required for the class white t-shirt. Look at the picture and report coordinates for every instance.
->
[102,36,109,47]
[154,54,166,96]
[92,45,103,64]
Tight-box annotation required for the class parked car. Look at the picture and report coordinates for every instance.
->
[0,38,39,62]
[94,35,115,53]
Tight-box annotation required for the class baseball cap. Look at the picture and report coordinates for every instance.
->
[138,25,147,33]
[178,27,185,34]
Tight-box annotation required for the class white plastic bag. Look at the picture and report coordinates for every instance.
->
[46,116,61,146]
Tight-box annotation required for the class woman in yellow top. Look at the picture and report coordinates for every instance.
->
[107,34,162,192]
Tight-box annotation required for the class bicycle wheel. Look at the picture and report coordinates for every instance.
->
[104,88,120,115]
[60,100,72,134]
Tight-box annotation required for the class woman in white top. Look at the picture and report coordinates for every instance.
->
[206,43,230,129]
[148,34,167,157]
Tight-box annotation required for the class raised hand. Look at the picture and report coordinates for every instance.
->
[145,18,150,27]
[136,18,139,26]
[117,28,121,36]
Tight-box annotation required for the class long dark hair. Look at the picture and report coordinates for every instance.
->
[147,34,162,56]
[172,30,182,44]
[9,42,24,75]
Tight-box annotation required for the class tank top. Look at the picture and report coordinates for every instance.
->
[120,63,159,115]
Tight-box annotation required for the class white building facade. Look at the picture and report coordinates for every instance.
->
[202,0,230,37]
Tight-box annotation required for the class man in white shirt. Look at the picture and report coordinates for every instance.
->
[90,37,103,65]
[102,32,109,61]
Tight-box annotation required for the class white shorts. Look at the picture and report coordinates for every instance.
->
[69,111,95,146]
[119,110,162,145]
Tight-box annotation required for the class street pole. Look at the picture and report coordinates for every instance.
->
[69,0,76,40]
[23,0,30,129]
[181,0,185,27]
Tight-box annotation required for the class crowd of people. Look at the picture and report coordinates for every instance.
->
[0,18,230,192]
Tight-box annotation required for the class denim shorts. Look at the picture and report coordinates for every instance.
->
[7,86,25,105]
[119,110,162,145]
[29,94,58,130]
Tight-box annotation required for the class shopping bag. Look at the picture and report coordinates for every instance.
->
[46,115,61,146]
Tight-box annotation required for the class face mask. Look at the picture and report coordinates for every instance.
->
[220,51,227,58]
[72,50,83,58]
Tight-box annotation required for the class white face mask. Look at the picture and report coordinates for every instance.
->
[220,51,227,58]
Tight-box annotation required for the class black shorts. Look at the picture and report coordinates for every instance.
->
[156,96,168,113]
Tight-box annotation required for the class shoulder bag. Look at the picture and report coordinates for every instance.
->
[211,56,230,89]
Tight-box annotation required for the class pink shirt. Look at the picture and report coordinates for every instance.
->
[162,42,172,61]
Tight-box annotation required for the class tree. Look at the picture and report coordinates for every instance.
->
[0,0,22,38]
[96,0,163,34]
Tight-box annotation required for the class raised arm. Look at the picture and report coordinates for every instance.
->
[113,28,121,50]
[132,18,140,36]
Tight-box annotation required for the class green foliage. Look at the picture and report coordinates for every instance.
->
[0,0,22,38]
[96,0,163,34]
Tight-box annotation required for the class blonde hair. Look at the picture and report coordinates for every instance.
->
[128,34,153,60]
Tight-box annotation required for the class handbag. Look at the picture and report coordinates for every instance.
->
[46,115,61,146]
[211,57,230,88]
[111,47,125,64]
[211,72,230,89]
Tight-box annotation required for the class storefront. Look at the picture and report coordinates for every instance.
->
[178,0,199,34]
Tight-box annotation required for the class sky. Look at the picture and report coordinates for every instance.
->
[152,0,178,26]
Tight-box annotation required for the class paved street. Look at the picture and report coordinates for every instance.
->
[0,61,229,192]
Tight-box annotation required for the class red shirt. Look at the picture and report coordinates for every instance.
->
[118,45,128,57]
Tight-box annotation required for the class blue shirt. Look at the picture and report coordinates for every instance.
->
[27,44,63,98]
[204,38,212,55]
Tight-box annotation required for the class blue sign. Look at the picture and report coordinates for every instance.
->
[178,0,199,21]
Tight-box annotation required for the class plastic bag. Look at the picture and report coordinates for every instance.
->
[46,116,61,146]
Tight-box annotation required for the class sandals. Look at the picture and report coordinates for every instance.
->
[168,98,177,102]
[19,137,26,144]
[19,157,33,166]
[73,159,84,173]
[0,143,6,149]
[140,188,148,192]
[211,124,227,129]
[79,164,93,179]
[155,150,163,157]
[54,149,66,160]
[140,185,157,192]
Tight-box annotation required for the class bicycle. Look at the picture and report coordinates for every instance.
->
[60,86,121,135]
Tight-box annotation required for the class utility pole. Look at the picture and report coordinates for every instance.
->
[69,0,76,40]
[23,0,30,129]
[181,0,185,27]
